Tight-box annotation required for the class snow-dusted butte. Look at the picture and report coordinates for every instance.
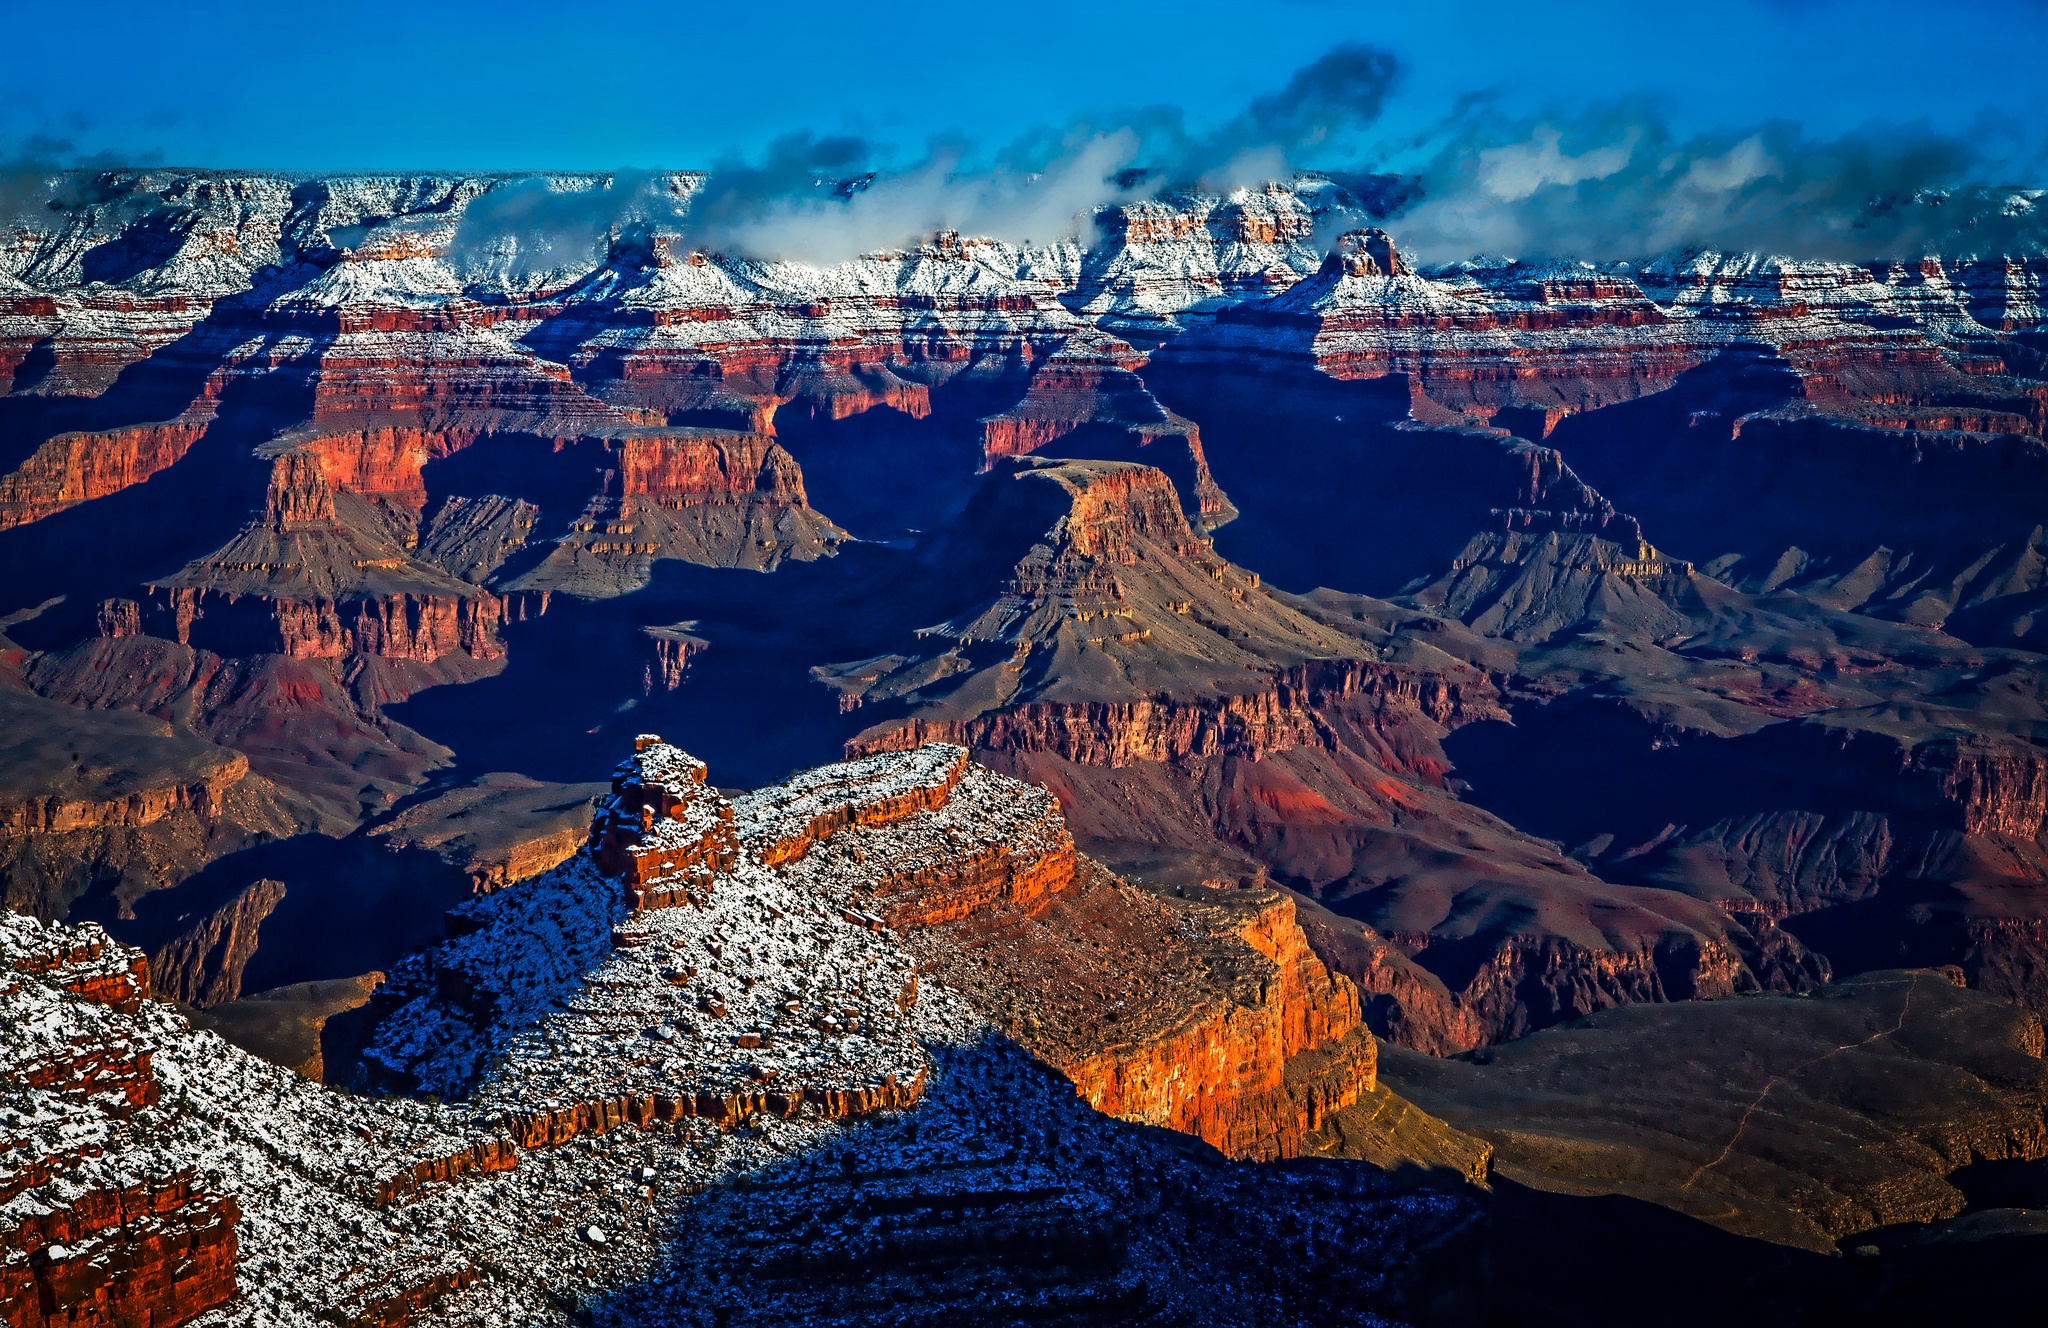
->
[1,738,1472,1328]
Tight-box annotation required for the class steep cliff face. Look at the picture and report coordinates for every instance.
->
[1158,231,2047,438]
[978,327,1235,530]
[868,657,1485,769]
[367,774,606,894]
[1048,890,1377,1160]
[640,741,1385,1162]
[0,419,212,530]
[821,457,1390,724]
[502,428,845,595]
[146,877,286,1007]
[812,456,1831,1050]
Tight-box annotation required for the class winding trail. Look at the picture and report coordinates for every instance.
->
[1680,972,1922,1190]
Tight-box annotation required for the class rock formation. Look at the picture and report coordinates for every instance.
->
[1,735,1481,1326]
[367,773,607,894]
[145,876,285,1006]
[818,458,1829,1048]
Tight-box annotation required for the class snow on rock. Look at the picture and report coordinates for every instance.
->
[1,739,1477,1326]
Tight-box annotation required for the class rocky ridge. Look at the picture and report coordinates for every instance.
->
[2,736,1478,1327]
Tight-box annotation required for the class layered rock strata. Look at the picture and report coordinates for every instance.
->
[909,869,1380,1161]
[0,733,1480,1324]
[977,327,1234,529]
[149,452,505,664]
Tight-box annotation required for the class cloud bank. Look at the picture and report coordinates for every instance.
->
[1392,101,2048,262]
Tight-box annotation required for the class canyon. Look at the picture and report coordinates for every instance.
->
[2,168,2046,1323]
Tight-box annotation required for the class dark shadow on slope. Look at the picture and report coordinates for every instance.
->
[69,834,473,996]
[0,354,327,644]
[558,1028,2021,1328]
[0,267,325,470]
[1143,361,1545,597]
[582,1032,1480,1328]
[385,543,932,792]
[7,336,57,394]
[418,430,621,546]
[1542,347,2048,578]
[79,209,201,287]
[772,385,1027,543]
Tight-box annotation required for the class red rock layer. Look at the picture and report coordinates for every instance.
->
[0,419,211,530]
[290,424,438,507]
[496,1069,927,1149]
[269,594,504,662]
[0,292,205,400]
[367,1138,520,1208]
[0,754,247,837]
[1058,893,1377,1161]
[976,332,1233,528]
[750,744,1377,1160]
[147,453,507,664]
[614,428,806,505]
[750,746,970,870]
[588,739,740,901]
[640,626,706,693]
[875,837,1079,930]
[1,933,238,1328]
[0,1177,240,1328]
[1942,741,2048,839]
[861,658,1481,771]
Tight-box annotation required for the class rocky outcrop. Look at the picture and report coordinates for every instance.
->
[0,684,282,924]
[146,877,285,1007]
[903,856,1388,1161]
[0,725,1474,1328]
[822,458,1439,734]
[864,657,1485,770]
[586,736,741,906]
[503,428,845,595]
[640,622,707,692]
[1055,891,1376,1159]
[149,452,506,664]
[978,328,1235,529]
[368,774,606,894]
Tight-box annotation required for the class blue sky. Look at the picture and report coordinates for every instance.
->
[5,0,2045,172]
